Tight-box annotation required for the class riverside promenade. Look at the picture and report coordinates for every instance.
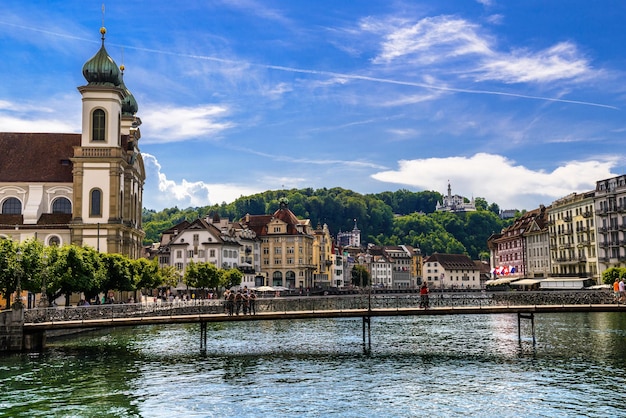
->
[3,290,624,352]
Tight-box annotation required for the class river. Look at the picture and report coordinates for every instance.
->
[1,312,625,417]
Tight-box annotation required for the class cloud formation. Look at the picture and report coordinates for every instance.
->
[142,153,262,209]
[371,153,617,210]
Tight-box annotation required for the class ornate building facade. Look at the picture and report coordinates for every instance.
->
[0,27,145,258]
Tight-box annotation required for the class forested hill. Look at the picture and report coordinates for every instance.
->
[142,187,516,260]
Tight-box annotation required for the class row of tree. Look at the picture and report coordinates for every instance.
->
[143,187,513,260]
[0,239,242,309]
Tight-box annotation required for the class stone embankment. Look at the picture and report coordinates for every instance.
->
[491,289,614,306]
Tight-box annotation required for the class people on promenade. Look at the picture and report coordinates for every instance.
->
[224,289,234,316]
[249,291,257,315]
[242,290,249,315]
[235,290,243,315]
[419,282,429,309]
[615,279,621,302]
[619,279,626,303]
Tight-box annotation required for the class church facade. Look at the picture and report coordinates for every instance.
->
[0,27,145,259]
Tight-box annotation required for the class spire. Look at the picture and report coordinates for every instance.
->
[119,64,139,116]
[82,26,122,87]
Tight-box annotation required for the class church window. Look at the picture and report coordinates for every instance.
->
[92,109,106,141]
[90,189,102,217]
[47,236,61,246]
[52,197,72,214]
[2,197,21,214]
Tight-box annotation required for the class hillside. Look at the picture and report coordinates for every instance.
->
[142,187,514,259]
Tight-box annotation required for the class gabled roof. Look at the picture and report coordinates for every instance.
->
[423,253,478,270]
[0,133,78,182]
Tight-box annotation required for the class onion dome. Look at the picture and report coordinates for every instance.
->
[119,65,138,116]
[82,27,121,86]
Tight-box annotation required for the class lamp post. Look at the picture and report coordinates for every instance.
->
[39,254,49,308]
[12,249,23,309]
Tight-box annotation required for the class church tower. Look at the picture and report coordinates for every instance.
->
[70,27,145,258]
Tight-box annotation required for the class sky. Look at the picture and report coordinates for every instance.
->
[1,1,626,212]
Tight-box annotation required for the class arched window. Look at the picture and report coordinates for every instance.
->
[52,197,72,214]
[272,271,283,287]
[2,197,21,214]
[90,189,102,217]
[48,236,61,246]
[92,109,106,141]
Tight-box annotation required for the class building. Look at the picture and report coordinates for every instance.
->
[593,175,626,276]
[488,206,549,285]
[422,253,481,290]
[241,198,316,289]
[548,191,597,281]
[312,223,334,287]
[0,27,145,259]
[436,182,476,213]
[151,214,261,289]
[337,219,361,248]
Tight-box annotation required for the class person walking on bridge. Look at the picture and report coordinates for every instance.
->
[419,282,430,309]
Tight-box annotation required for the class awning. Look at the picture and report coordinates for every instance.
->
[510,279,542,286]
[485,277,518,286]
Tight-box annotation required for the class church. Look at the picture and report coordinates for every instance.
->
[0,27,146,259]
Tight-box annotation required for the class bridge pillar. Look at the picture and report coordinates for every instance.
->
[362,316,371,353]
[0,306,25,352]
[200,321,207,353]
[517,312,536,346]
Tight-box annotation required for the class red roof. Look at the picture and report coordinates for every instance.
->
[0,133,79,182]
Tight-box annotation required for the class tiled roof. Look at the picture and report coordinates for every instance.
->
[0,133,79,182]
[423,253,478,270]
[37,213,72,225]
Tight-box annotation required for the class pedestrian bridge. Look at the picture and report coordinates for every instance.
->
[16,291,624,351]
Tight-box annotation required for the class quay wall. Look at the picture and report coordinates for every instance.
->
[0,307,24,352]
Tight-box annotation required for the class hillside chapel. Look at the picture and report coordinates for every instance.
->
[0,27,146,258]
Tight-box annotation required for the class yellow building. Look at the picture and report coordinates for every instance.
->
[241,198,315,289]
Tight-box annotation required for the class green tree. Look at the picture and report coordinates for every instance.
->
[220,268,243,290]
[0,239,20,309]
[602,267,626,284]
[351,265,370,287]
[185,261,221,295]
[159,265,181,288]
[48,246,103,306]
[133,257,161,291]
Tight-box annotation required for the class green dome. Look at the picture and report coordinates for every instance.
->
[82,27,121,87]
[119,68,138,116]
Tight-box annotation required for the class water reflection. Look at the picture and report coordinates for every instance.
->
[1,312,625,417]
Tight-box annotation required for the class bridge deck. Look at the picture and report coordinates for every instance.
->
[23,304,626,331]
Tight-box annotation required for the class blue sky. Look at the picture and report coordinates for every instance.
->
[1,1,626,212]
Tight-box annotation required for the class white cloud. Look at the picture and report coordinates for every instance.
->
[477,42,592,83]
[0,97,80,133]
[141,104,235,144]
[370,16,493,64]
[366,15,595,85]
[142,153,262,209]
[371,153,617,209]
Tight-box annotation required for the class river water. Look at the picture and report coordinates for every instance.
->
[1,312,625,417]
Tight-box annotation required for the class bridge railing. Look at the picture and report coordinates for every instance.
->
[23,290,614,324]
